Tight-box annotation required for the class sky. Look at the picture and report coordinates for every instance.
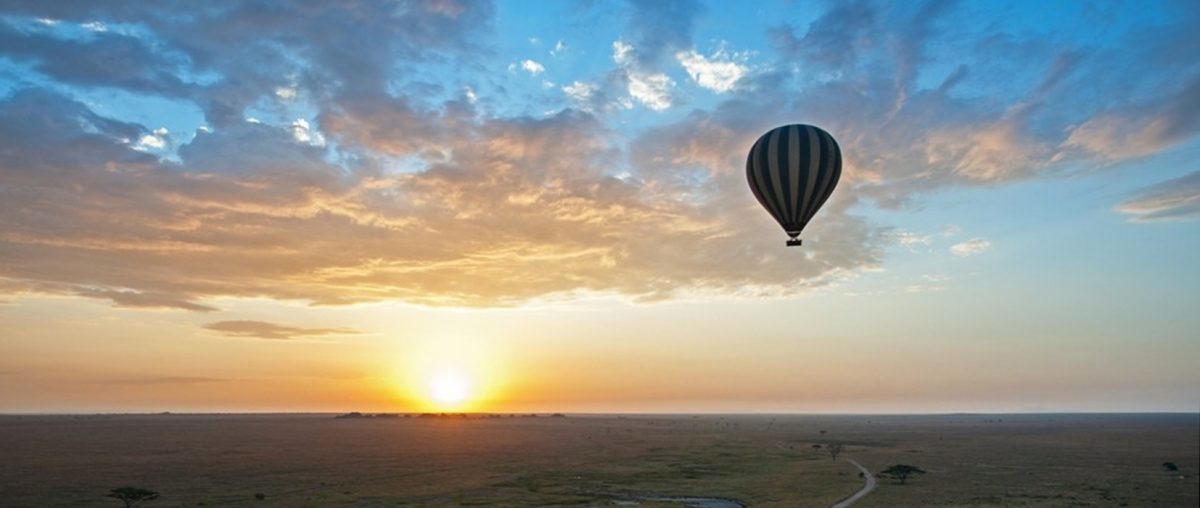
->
[0,0,1197,414]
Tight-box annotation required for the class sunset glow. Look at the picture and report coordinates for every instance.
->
[428,370,471,410]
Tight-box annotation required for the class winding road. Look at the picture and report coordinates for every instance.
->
[829,459,876,508]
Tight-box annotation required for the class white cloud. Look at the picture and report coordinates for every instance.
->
[291,118,325,146]
[612,40,633,65]
[628,72,674,111]
[520,59,545,75]
[562,81,596,104]
[551,40,566,56]
[950,238,991,257]
[133,127,169,151]
[891,230,931,249]
[676,49,748,93]
[275,86,297,100]
[81,21,107,32]
[463,86,478,104]
[609,40,674,111]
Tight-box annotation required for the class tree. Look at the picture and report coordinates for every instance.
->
[880,464,926,485]
[828,443,844,461]
[106,487,159,508]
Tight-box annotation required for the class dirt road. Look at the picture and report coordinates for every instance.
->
[830,459,876,508]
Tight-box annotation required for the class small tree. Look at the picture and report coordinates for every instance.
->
[828,443,844,461]
[880,464,926,485]
[106,487,159,508]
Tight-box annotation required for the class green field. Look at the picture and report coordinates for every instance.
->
[0,413,1195,507]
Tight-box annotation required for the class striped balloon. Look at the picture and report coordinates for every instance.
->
[746,124,842,247]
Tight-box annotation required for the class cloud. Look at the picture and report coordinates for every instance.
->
[133,127,170,151]
[1061,77,1200,162]
[2,1,1199,313]
[950,238,991,257]
[316,91,462,158]
[612,40,634,65]
[75,288,218,312]
[769,0,877,72]
[275,86,298,101]
[1116,171,1200,222]
[520,59,545,75]
[0,1,496,126]
[676,48,748,93]
[627,72,674,111]
[890,230,932,250]
[290,118,325,147]
[622,0,704,66]
[611,40,674,111]
[924,118,1049,182]
[0,89,887,309]
[203,320,361,340]
[0,19,195,98]
[563,81,597,106]
[101,375,227,385]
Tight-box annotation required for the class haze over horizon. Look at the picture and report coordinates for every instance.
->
[1,1,1198,415]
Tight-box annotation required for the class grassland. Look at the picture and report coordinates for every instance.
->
[0,413,1194,507]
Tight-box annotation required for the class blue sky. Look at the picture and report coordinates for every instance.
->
[0,1,1197,412]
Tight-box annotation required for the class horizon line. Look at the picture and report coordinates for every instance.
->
[3,410,1197,417]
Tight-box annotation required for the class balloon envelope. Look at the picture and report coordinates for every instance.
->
[746,124,841,246]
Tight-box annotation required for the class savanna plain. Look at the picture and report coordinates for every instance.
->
[0,413,1195,507]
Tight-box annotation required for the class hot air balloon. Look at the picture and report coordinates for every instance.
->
[746,124,841,246]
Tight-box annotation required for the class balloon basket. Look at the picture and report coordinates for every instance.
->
[786,238,802,247]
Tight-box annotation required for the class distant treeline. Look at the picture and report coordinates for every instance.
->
[334,412,566,419]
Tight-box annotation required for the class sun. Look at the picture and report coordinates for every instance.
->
[428,370,470,409]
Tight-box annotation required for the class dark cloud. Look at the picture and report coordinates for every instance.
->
[623,0,703,66]
[892,0,956,101]
[0,20,194,97]
[0,1,495,126]
[769,0,878,71]
[203,320,361,340]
